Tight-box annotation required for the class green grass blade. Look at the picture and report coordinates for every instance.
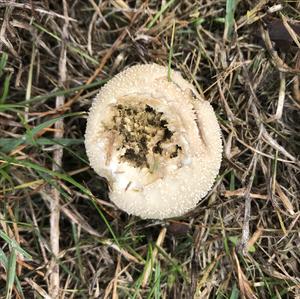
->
[0,52,8,77]
[20,80,106,105]
[0,229,32,260]
[224,0,237,40]
[0,104,24,113]
[71,223,85,282]
[229,171,236,191]
[229,283,239,299]
[0,168,14,188]
[33,22,99,65]
[90,199,120,246]
[0,248,24,299]
[147,0,175,29]
[30,112,84,137]
[0,138,84,153]
[0,155,90,195]
[0,155,119,246]
[154,262,161,299]
[0,247,8,268]
[0,72,12,104]
[5,248,17,299]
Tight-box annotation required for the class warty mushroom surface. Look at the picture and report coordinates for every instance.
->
[85,64,222,219]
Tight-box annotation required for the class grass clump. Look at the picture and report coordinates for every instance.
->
[0,0,299,298]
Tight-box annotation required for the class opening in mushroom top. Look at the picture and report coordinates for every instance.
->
[101,95,188,180]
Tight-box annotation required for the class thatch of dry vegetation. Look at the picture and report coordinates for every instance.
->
[0,0,299,298]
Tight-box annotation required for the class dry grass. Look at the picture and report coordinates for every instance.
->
[0,0,299,298]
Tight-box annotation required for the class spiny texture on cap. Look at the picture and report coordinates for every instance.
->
[85,64,222,219]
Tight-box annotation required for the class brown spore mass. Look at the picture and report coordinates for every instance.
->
[108,103,182,168]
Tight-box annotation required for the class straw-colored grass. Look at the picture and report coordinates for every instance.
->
[0,0,299,298]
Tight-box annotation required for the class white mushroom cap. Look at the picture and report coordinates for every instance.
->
[85,64,222,219]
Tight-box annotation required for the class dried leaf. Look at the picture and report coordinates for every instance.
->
[168,221,190,236]
[265,17,300,52]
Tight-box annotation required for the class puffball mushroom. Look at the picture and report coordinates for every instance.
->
[85,64,222,219]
